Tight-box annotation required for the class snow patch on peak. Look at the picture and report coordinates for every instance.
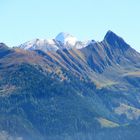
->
[19,39,59,52]
[46,39,56,45]
[55,32,77,46]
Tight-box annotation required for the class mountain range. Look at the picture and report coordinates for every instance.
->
[0,31,140,140]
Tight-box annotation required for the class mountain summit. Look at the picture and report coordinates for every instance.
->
[55,32,77,46]
[18,31,132,53]
[18,32,89,51]
[104,30,130,51]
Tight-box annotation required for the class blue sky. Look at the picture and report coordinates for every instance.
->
[0,0,140,51]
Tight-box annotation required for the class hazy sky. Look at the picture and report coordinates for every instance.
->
[0,0,140,51]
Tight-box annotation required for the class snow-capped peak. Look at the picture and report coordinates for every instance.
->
[55,32,77,46]
[19,39,59,52]
[18,32,92,52]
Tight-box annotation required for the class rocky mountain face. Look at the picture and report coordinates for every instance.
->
[0,31,140,140]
